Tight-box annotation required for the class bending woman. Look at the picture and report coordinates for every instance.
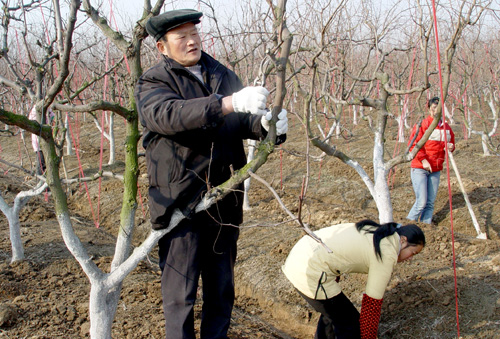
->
[282,220,425,339]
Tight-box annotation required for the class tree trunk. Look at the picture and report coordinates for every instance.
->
[373,119,394,223]
[88,281,119,339]
[373,168,394,224]
[481,133,491,156]
[243,140,257,210]
[335,121,341,139]
[107,112,115,165]
[65,114,73,155]
[1,204,25,263]
[0,183,48,263]
[396,115,405,143]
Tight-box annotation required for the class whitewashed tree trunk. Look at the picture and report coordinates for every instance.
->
[373,172,393,223]
[444,104,455,124]
[468,94,498,156]
[108,112,115,165]
[243,140,257,210]
[487,95,499,140]
[396,115,405,143]
[400,97,411,137]
[0,183,48,263]
[373,130,393,223]
[334,155,392,224]
[0,197,25,263]
[54,210,115,339]
[55,202,187,338]
[91,113,116,165]
[65,113,73,156]
[481,133,491,156]
[467,97,473,138]
[316,120,326,139]
[89,282,116,339]
[335,120,341,139]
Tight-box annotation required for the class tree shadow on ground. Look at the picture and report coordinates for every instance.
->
[434,186,500,238]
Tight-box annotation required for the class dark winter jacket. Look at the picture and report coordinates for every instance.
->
[135,52,268,229]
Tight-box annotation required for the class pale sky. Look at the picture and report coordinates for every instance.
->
[106,0,228,31]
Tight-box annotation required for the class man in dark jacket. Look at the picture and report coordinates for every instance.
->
[134,9,288,339]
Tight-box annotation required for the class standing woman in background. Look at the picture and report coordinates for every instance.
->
[282,220,426,339]
[407,97,455,224]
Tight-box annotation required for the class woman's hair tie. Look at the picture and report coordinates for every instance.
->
[396,223,402,229]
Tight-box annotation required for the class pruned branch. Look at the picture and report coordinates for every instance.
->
[0,108,51,139]
[81,0,130,53]
[248,170,332,252]
[43,0,81,111]
[52,101,133,120]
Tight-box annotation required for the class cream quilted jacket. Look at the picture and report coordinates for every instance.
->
[282,223,400,300]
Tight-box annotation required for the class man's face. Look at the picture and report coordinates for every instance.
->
[157,22,202,67]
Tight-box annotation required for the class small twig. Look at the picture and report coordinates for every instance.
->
[0,158,123,182]
[426,280,439,293]
[297,176,305,221]
[248,170,332,252]
[239,219,296,229]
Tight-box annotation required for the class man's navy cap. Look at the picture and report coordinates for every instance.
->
[146,9,203,41]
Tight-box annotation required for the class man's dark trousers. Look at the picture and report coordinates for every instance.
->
[158,212,239,339]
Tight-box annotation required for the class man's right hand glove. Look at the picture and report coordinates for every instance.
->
[232,86,269,115]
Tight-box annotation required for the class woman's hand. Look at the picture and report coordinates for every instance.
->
[421,159,432,172]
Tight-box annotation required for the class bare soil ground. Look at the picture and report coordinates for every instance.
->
[1,116,499,338]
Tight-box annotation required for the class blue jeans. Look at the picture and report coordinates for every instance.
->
[407,168,441,224]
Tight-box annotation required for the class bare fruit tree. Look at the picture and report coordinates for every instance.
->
[0,0,81,261]
[451,21,500,156]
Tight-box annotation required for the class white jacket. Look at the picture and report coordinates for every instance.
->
[282,223,400,300]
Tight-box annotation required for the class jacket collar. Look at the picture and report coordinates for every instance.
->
[161,51,219,72]
[161,52,226,90]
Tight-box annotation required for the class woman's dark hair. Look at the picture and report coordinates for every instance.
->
[427,96,440,108]
[356,219,426,260]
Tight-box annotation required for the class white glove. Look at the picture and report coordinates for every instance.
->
[232,86,270,115]
[261,109,288,135]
